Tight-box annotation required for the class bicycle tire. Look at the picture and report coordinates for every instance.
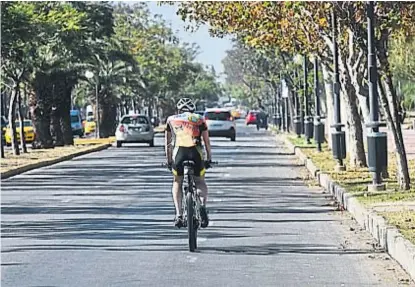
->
[186,192,197,252]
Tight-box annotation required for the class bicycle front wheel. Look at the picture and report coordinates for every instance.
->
[186,192,197,252]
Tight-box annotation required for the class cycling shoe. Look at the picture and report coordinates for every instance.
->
[199,206,209,228]
[174,215,184,228]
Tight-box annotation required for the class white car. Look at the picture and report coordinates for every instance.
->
[204,108,236,141]
[115,114,154,147]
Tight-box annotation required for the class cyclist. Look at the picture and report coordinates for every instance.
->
[165,98,212,228]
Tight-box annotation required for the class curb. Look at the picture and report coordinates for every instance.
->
[1,143,111,180]
[279,134,415,282]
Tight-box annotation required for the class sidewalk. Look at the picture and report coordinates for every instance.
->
[281,133,415,282]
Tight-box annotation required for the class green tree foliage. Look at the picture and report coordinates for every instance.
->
[172,1,415,189]
[1,1,223,152]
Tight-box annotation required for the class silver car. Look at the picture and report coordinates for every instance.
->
[204,108,236,141]
[115,114,155,147]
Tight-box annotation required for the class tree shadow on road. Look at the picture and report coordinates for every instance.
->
[198,242,383,256]
[2,241,382,257]
[1,216,252,243]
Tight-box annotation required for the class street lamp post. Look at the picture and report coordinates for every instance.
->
[366,1,387,192]
[281,79,287,132]
[293,69,302,138]
[303,55,313,143]
[313,56,324,152]
[331,7,347,171]
[274,83,282,130]
[282,80,290,133]
[85,71,100,138]
[95,80,100,138]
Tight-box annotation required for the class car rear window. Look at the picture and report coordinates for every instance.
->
[121,116,149,125]
[15,120,32,127]
[71,115,79,123]
[205,111,231,121]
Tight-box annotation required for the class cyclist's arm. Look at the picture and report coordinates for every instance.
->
[201,129,211,162]
[165,124,173,163]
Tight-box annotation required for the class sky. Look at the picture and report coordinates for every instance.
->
[145,1,233,82]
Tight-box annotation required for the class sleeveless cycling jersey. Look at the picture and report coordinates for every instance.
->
[166,112,207,147]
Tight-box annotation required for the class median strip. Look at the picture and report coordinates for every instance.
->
[279,133,415,282]
[1,143,111,180]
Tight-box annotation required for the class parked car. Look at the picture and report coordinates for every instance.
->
[204,108,236,141]
[115,114,154,147]
[246,110,259,125]
[70,110,84,137]
[4,119,35,146]
[83,119,96,135]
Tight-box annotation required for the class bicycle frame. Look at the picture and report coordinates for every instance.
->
[182,163,201,229]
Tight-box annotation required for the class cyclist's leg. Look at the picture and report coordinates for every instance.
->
[194,176,208,205]
[192,146,209,227]
[192,146,208,203]
[172,147,185,221]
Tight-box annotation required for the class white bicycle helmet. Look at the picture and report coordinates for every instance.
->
[176,98,196,112]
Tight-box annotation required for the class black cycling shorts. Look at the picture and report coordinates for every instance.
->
[172,146,205,177]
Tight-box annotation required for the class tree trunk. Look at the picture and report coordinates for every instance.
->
[50,74,63,146]
[287,89,295,131]
[8,86,19,155]
[338,52,367,168]
[376,36,410,189]
[30,71,54,149]
[1,92,7,117]
[378,81,409,189]
[345,31,371,126]
[59,74,75,145]
[148,97,154,119]
[0,127,4,158]
[99,101,117,138]
[321,63,333,149]
[50,106,64,146]
[18,89,27,153]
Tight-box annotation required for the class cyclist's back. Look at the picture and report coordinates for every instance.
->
[166,112,206,148]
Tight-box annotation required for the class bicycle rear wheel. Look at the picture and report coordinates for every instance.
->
[186,192,197,252]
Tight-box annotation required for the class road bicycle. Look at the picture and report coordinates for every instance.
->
[163,160,217,252]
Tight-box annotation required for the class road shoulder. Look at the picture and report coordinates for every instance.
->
[279,133,415,283]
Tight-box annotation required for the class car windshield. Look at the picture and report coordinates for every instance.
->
[71,115,79,123]
[14,120,32,128]
[121,116,149,125]
[205,111,230,121]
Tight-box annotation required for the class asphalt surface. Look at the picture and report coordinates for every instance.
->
[1,121,413,287]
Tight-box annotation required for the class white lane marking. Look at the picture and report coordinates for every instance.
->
[186,255,198,263]
[197,237,207,242]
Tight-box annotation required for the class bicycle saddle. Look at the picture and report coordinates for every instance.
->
[182,160,195,167]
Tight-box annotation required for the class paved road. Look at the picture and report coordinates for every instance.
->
[1,122,412,286]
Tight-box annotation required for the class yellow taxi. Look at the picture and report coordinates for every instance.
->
[231,109,241,119]
[5,120,35,146]
[83,120,96,135]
